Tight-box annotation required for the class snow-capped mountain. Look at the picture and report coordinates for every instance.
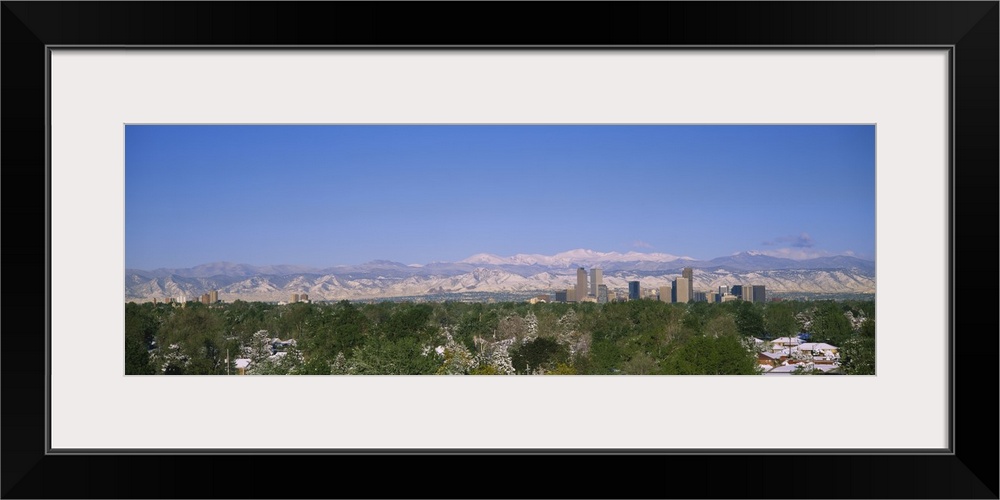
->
[126,249,875,302]
[461,248,692,267]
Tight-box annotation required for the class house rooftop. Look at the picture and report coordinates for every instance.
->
[771,337,802,345]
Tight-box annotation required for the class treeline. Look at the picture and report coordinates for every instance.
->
[125,298,875,375]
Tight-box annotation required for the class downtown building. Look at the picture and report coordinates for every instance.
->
[590,268,602,298]
[628,281,641,301]
[672,277,690,304]
[682,267,694,302]
[722,284,765,303]
[200,290,219,305]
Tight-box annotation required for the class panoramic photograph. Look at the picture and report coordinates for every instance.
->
[125,125,876,376]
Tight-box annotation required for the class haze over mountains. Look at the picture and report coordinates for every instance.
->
[125,249,875,302]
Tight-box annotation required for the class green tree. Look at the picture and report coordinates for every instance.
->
[304,300,369,362]
[125,303,157,375]
[661,335,759,375]
[704,314,738,338]
[381,303,434,340]
[734,301,765,338]
[809,303,854,345]
[546,363,577,375]
[587,338,624,374]
[469,365,499,375]
[157,305,226,374]
[682,301,713,335]
[222,300,268,337]
[350,335,438,375]
[298,356,332,375]
[622,351,658,375]
[839,336,875,375]
[764,302,798,338]
[510,337,566,374]
[859,316,875,338]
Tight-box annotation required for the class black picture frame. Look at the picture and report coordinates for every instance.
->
[3,2,997,498]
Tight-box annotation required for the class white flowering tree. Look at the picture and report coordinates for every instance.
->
[555,309,591,360]
[242,330,306,375]
[329,352,353,375]
[472,335,516,375]
[154,343,189,374]
[244,329,273,365]
[432,327,476,375]
[523,311,539,343]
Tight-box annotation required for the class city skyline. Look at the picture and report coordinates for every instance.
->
[126,125,876,270]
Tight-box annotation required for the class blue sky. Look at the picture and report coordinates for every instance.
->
[125,125,875,269]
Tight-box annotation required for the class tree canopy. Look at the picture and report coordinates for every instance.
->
[124,297,872,376]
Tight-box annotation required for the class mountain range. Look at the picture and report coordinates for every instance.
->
[125,249,875,302]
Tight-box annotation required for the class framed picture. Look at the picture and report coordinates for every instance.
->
[4,2,996,498]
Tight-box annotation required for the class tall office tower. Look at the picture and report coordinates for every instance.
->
[719,285,729,296]
[628,281,641,301]
[555,290,568,302]
[742,286,753,302]
[659,286,672,303]
[300,293,308,302]
[597,284,609,304]
[590,268,603,297]
[752,285,766,304]
[672,277,690,303]
[693,291,707,302]
[682,268,694,301]
[731,285,743,299]
[209,290,218,303]
[291,293,299,303]
[200,293,211,304]
[576,268,588,302]
[567,288,577,303]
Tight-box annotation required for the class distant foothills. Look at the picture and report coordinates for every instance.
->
[126,249,875,303]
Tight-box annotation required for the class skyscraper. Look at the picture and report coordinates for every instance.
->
[752,285,766,304]
[742,286,753,302]
[731,285,743,299]
[555,290,568,302]
[659,286,671,303]
[597,284,609,304]
[628,281,640,301]
[672,277,690,304]
[576,268,588,303]
[590,268,602,297]
[719,285,729,297]
[682,268,694,301]
[209,290,218,303]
